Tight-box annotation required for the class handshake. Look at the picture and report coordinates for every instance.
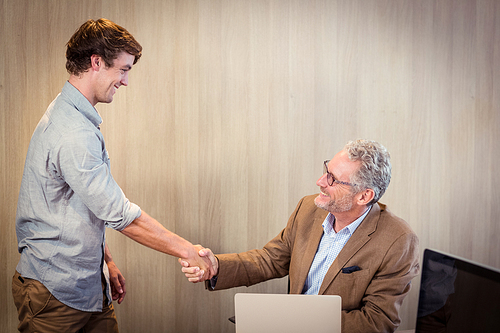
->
[178,245,218,283]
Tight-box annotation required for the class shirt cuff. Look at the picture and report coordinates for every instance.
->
[205,275,218,290]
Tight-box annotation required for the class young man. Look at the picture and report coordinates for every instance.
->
[13,18,214,332]
[181,139,419,333]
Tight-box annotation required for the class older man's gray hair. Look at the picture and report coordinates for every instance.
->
[344,139,392,205]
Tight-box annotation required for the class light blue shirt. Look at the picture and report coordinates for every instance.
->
[302,207,371,295]
[15,81,141,312]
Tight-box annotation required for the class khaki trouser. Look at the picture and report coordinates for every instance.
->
[12,271,119,333]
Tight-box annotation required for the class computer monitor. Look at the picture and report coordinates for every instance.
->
[415,248,500,333]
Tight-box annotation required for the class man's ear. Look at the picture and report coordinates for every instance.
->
[356,188,375,206]
[90,54,102,71]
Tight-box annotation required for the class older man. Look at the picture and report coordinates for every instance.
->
[181,139,419,333]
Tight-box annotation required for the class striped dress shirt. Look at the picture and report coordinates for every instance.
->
[302,207,371,295]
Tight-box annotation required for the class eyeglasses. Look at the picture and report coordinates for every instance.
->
[323,160,357,187]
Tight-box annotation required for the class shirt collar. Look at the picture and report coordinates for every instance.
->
[62,81,103,129]
[322,206,372,236]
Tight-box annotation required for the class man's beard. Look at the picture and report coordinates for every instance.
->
[315,189,355,213]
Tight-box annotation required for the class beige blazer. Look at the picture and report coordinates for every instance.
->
[213,194,420,333]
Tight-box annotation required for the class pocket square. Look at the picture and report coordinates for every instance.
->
[341,266,361,274]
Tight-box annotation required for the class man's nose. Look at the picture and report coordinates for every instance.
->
[121,72,129,86]
[317,173,328,187]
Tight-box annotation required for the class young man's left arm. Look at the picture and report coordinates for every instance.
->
[105,243,126,304]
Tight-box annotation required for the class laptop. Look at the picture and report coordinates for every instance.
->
[234,293,341,333]
[415,248,500,333]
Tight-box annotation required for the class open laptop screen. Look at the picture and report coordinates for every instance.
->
[415,248,500,333]
[235,293,341,333]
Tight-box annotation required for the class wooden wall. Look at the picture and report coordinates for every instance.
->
[1,0,499,332]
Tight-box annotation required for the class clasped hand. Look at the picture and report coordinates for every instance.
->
[178,245,218,283]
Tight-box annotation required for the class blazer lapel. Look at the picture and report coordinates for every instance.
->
[318,204,381,295]
[291,214,326,294]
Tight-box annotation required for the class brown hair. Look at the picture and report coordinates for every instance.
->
[65,18,142,76]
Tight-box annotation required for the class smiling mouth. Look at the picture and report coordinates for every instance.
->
[319,188,330,197]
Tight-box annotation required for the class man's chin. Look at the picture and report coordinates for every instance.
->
[314,195,329,211]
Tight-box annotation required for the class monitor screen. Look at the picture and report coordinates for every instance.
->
[416,248,500,333]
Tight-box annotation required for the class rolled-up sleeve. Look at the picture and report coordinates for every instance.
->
[55,128,141,231]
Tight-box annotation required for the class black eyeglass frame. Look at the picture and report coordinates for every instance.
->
[323,160,357,187]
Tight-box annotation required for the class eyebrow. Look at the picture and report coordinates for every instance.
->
[328,167,345,184]
[326,163,340,180]
[332,171,344,183]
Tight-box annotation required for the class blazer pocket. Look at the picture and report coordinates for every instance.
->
[341,265,361,274]
[341,268,370,279]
